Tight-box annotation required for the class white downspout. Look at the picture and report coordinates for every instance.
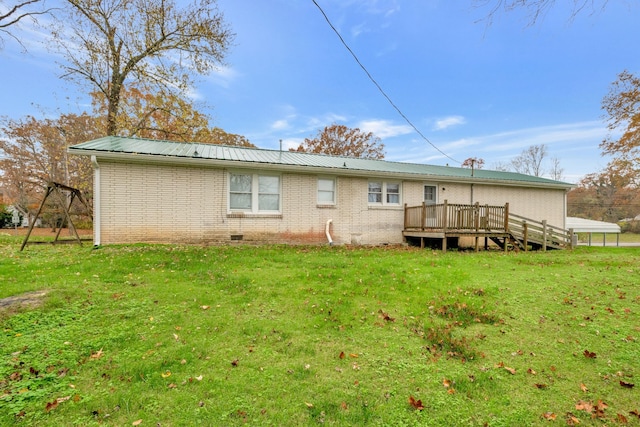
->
[91,156,101,247]
[325,219,333,245]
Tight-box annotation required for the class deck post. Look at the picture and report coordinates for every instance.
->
[442,200,448,232]
[421,201,426,230]
[542,220,548,251]
[404,203,408,230]
[569,228,575,249]
[503,203,509,232]
[523,221,528,251]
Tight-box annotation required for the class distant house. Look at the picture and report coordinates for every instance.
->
[68,136,573,246]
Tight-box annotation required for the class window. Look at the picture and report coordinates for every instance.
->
[386,183,400,204]
[368,182,383,203]
[368,181,401,206]
[424,185,437,205]
[229,172,280,213]
[317,178,336,204]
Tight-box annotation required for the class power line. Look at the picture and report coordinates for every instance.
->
[311,0,460,165]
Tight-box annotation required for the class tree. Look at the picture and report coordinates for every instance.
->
[510,144,548,176]
[49,0,233,136]
[292,124,385,159]
[0,0,51,48]
[461,157,485,169]
[549,156,564,181]
[568,162,639,222]
[601,70,640,180]
[91,86,255,147]
[476,0,610,26]
[0,113,101,221]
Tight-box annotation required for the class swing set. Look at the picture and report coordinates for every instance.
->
[20,182,93,251]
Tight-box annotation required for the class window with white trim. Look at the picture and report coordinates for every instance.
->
[317,178,336,204]
[368,181,401,206]
[229,172,280,213]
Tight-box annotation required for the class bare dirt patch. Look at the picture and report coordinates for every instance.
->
[0,290,49,312]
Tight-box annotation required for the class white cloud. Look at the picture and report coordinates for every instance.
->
[271,119,290,130]
[433,116,466,131]
[206,65,239,88]
[357,119,412,138]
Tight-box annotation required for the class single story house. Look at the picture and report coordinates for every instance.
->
[68,136,573,246]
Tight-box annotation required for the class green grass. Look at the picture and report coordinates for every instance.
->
[1,235,639,426]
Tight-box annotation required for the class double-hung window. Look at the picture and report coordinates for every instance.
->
[317,178,336,205]
[368,181,401,206]
[229,172,280,213]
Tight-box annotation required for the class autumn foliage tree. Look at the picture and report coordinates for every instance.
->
[50,0,233,136]
[601,70,640,180]
[292,124,385,159]
[568,162,640,223]
[91,87,255,146]
[0,113,101,221]
[461,157,485,169]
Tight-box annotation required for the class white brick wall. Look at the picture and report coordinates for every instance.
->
[96,159,567,245]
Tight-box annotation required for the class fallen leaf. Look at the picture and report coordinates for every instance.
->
[379,310,395,322]
[447,388,456,394]
[620,380,635,389]
[618,413,628,424]
[340,401,348,410]
[339,351,345,359]
[527,368,537,375]
[90,348,104,360]
[132,420,143,426]
[304,402,314,408]
[231,359,239,367]
[443,378,452,388]
[504,366,516,375]
[45,400,59,412]
[594,400,608,418]
[161,371,171,378]
[583,350,596,359]
[195,375,203,381]
[167,383,176,388]
[580,383,588,392]
[542,412,556,420]
[576,400,593,412]
[566,414,581,425]
[534,383,548,389]
[201,305,210,310]
[408,395,424,411]
[349,353,358,358]
[630,409,640,419]
[173,333,179,341]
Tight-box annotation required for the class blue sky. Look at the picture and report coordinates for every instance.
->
[1,0,639,183]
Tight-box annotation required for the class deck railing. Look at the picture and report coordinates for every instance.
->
[404,201,509,232]
[404,200,574,250]
[508,213,574,250]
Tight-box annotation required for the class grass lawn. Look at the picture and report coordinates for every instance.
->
[1,235,639,426]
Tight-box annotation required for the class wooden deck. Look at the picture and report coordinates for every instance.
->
[403,201,575,252]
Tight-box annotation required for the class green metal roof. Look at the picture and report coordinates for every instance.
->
[68,136,573,188]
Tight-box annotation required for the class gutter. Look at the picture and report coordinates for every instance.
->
[91,155,101,247]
